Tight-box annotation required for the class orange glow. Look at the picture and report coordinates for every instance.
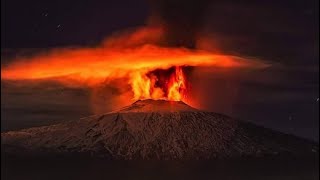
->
[129,66,187,101]
[167,67,186,101]
[1,26,268,102]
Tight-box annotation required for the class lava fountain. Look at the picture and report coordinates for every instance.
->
[131,66,187,101]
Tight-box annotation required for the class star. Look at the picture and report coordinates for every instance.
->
[42,12,49,17]
[56,24,63,32]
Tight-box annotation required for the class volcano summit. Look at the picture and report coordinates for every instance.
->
[1,100,318,160]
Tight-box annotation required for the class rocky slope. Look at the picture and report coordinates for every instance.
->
[2,100,318,159]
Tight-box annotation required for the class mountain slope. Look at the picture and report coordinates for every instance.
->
[2,100,318,160]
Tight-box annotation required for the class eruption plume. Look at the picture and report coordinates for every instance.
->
[1,25,269,104]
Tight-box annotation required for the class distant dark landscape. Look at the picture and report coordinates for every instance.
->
[2,156,318,180]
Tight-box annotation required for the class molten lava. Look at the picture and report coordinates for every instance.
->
[131,66,187,101]
[167,67,186,101]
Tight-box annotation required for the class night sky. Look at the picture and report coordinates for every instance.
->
[1,0,319,141]
[1,0,149,47]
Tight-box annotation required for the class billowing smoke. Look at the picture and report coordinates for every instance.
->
[148,0,211,48]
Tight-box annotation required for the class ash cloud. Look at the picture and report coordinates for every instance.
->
[149,0,318,66]
[148,0,211,48]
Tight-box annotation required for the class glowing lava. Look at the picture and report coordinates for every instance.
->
[131,66,187,101]
[167,67,186,101]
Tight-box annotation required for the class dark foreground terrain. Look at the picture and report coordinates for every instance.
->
[1,154,318,180]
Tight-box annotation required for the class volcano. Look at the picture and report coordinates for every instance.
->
[1,100,318,160]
